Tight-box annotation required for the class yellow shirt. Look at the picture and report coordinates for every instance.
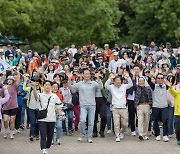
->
[168,87,180,116]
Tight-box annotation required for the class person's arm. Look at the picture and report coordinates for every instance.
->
[125,77,133,89]
[147,77,155,91]
[102,69,110,85]
[0,85,10,105]
[0,71,6,84]
[13,54,22,66]
[15,70,20,86]
[168,86,177,98]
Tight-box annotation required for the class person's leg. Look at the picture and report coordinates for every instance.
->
[39,121,47,150]
[62,110,67,133]
[99,99,106,133]
[120,109,128,134]
[35,109,39,137]
[9,115,16,137]
[93,100,99,135]
[15,106,22,130]
[56,118,62,141]
[87,105,96,140]
[46,122,55,149]
[21,103,26,127]
[167,107,174,135]
[137,105,144,137]
[3,114,10,136]
[112,108,120,137]
[67,109,73,132]
[73,105,80,129]
[161,107,168,136]
[106,103,112,131]
[80,106,88,136]
[127,100,136,132]
[143,105,150,136]
[26,107,30,128]
[174,116,180,142]
[28,109,36,138]
[152,107,160,136]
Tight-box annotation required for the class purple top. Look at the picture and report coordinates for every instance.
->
[3,85,18,111]
[0,90,10,119]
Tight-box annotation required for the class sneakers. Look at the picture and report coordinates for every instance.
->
[4,133,8,139]
[156,135,161,141]
[42,149,47,154]
[68,130,72,136]
[139,136,144,141]
[29,136,34,142]
[163,136,169,142]
[107,130,111,134]
[87,139,93,143]
[143,136,149,140]
[78,135,84,142]
[99,131,105,138]
[10,134,14,139]
[177,140,180,145]
[119,133,124,139]
[131,131,136,136]
[93,132,98,138]
[116,137,121,142]
[57,139,61,145]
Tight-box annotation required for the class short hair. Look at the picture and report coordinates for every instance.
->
[53,43,58,47]
[156,73,164,78]
[43,80,52,86]
[52,82,60,89]
[133,64,140,69]
[113,76,124,83]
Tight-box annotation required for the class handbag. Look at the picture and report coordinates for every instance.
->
[38,96,52,120]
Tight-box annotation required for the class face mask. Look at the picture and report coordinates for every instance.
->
[28,52,32,56]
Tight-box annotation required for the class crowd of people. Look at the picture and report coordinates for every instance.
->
[0,41,179,154]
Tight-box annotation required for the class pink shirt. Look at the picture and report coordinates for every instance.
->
[3,85,18,110]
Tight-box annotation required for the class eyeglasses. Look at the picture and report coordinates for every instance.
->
[157,77,164,79]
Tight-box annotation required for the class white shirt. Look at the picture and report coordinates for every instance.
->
[38,93,61,122]
[105,77,133,108]
[68,48,77,57]
[109,59,126,74]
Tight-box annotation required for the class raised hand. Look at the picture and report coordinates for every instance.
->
[3,85,8,90]
[109,73,116,80]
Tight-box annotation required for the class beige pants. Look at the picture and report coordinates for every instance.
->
[137,104,150,136]
[112,108,128,137]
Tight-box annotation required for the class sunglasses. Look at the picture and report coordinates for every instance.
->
[157,77,164,79]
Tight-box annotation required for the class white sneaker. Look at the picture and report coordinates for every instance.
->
[10,134,14,139]
[131,131,136,136]
[116,137,121,142]
[4,133,8,139]
[78,135,84,142]
[42,149,47,154]
[143,136,149,140]
[119,133,124,139]
[163,136,169,142]
[107,130,111,134]
[87,139,93,143]
[156,135,161,141]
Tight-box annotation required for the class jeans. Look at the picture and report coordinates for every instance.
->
[80,105,96,139]
[152,107,168,136]
[28,109,39,137]
[174,116,180,140]
[106,103,112,130]
[21,103,26,125]
[56,117,62,140]
[39,121,55,150]
[62,109,73,132]
[167,106,174,135]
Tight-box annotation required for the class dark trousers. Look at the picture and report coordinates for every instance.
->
[167,107,174,135]
[39,121,55,150]
[152,107,168,136]
[29,109,39,137]
[174,116,180,140]
[93,97,106,133]
[127,100,136,132]
[15,106,22,130]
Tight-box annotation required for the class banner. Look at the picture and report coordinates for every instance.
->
[0,58,12,73]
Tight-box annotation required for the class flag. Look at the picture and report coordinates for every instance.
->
[0,58,12,73]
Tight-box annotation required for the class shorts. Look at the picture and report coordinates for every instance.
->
[3,108,18,116]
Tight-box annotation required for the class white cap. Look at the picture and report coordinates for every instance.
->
[16,49,21,52]
[0,49,4,53]
[104,44,109,47]
[113,52,119,56]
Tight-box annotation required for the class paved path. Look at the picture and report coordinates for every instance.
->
[0,128,179,154]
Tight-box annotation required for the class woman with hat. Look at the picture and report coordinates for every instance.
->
[3,71,20,139]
